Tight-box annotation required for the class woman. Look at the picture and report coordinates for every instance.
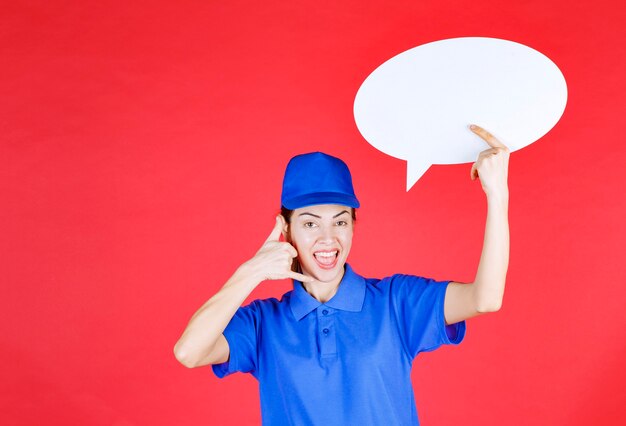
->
[174,124,510,425]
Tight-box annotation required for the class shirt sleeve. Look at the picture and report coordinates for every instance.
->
[211,301,260,379]
[390,274,466,359]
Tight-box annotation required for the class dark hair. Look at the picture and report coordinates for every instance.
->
[280,206,357,274]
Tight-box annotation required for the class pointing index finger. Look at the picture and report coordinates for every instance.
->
[469,124,507,150]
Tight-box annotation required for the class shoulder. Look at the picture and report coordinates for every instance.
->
[388,272,447,285]
[371,273,450,302]
[351,268,431,291]
[373,272,442,287]
[240,290,293,315]
[359,272,432,301]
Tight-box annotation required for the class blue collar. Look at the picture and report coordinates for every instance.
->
[290,264,366,321]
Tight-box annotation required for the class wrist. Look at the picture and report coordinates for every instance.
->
[233,261,264,289]
[485,187,509,202]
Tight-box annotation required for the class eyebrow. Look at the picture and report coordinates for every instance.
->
[298,210,349,219]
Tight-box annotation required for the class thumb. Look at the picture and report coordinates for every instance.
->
[470,162,478,181]
[265,215,284,243]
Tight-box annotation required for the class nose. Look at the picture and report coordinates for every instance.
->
[317,224,336,244]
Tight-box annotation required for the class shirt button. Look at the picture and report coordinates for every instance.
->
[322,309,329,315]
[322,328,329,335]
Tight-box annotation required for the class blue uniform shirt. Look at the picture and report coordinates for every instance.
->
[213,264,466,425]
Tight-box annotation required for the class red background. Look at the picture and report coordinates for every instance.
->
[2,1,625,425]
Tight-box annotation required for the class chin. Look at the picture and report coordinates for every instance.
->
[304,261,346,283]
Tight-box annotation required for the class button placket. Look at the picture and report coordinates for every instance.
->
[317,306,337,357]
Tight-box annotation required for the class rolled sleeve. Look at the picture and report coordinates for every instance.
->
[391,275,466,359]
[438,282,466,345]
[211,301,260,379]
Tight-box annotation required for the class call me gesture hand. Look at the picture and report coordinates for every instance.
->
[173,216,313,369]
[469,124,510,198]
[243,216,314,283]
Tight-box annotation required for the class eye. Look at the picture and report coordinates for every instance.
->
[304,221,317,228]
[336,220,348,226]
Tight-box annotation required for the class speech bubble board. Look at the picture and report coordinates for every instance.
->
[354,37,568,190]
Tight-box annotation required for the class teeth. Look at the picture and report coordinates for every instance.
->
[315,251,337,258]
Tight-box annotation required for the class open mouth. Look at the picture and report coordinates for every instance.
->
[313,250,339,269]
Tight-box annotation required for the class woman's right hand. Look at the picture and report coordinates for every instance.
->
[175,215,312,368]
[241,216,314,283]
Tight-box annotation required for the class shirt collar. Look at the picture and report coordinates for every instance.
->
[289,263,366,321]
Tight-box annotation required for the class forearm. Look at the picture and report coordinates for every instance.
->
[173,263,261,367]
[473,192,509,312]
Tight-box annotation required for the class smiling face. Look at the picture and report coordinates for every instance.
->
[284,204,354,285]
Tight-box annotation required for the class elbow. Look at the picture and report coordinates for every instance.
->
[173,343,201,369]
[473,280,505,313]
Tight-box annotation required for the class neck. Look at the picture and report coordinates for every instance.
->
[302,268,345,303]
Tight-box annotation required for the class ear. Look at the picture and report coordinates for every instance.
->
[278,215,289,241]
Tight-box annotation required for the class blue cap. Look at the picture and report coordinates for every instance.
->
[281,152,360,210]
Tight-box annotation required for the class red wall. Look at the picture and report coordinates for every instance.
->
[2,1,625,424]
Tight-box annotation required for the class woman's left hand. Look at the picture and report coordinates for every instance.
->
[469,124,510,198]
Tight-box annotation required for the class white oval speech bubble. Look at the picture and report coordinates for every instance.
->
[354,37,568,190]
